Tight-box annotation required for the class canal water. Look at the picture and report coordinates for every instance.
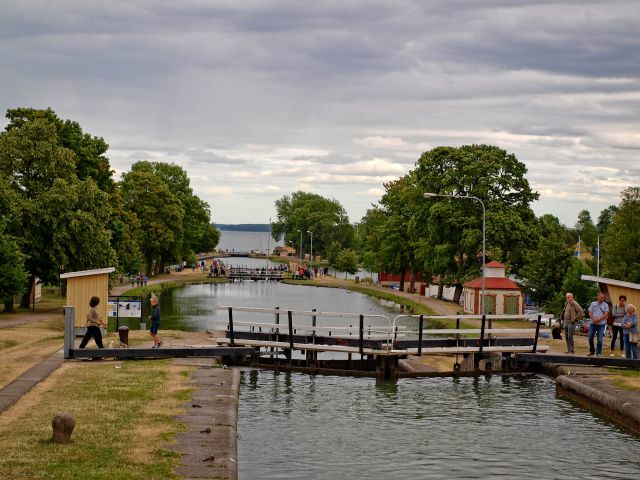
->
[129,278,640,478]
[238,371,640,479]
[140,279,400,332]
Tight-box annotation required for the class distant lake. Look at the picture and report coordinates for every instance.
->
[218,230,283,254]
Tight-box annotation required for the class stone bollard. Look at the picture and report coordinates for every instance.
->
[52,412,76,444]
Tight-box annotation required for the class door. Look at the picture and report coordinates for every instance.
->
[505,296,518,315]
[483,295,496,315]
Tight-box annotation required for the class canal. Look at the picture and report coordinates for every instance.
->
[138,277,640,478]
[238,371,640,479]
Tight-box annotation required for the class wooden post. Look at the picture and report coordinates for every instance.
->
[228,307,235,346]
[417,314,424,356]
[64,306,75,359]
[533,314,542,353]
[359,314,364,356]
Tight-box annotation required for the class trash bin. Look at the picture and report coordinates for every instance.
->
[118,326,129,347]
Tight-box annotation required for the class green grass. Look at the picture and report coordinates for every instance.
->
[0,360,192,479]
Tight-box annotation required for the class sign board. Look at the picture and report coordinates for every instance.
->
[107,299,142,318]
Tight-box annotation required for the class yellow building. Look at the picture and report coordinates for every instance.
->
[60,267,115,333]
[581,275,640,307]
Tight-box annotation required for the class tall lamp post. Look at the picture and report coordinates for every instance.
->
[307,230,313,272]
[296,229,303,263]
[424,192,486,317]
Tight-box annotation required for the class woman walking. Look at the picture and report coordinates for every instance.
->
[621,304,638,360]
[79,296,105,349]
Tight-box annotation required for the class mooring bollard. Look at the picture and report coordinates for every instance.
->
[52,411,76,444]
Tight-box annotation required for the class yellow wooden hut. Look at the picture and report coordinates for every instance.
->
[581,275,640,307]
[60,267,115,334]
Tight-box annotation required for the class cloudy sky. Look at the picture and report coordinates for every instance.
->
[1,1,638,226]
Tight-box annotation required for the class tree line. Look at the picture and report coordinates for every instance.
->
[272,145,639,315]
[0,108,219,312]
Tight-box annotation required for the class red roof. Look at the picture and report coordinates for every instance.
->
[463,277,520,290]
[484,261,506,268]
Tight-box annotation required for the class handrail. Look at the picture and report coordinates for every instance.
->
[216,307,548,353]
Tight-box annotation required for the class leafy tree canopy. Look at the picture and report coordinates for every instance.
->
[272,191,352,259]
[602,187,640,283]
[413,145,539,298]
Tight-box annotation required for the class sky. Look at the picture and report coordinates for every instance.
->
[1,1,639,227]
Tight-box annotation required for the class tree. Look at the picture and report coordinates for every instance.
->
[119,165,184,274]
[547,259,598,317]
[414,145,538,303]
[0,228,27,313]
[333,249,359,278]
[602,187,640,282]
[574,209,598,253]
[518,215,573,308]
[597,205,618,235]
[272,192,353,259]
[5,108,114,191]
[0,111,116,307]
[376,174,424,292]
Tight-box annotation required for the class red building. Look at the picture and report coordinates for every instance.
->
[462,261,523,315]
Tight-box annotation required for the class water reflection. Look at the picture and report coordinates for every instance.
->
[115,280,399,332]
[238,372,640,479]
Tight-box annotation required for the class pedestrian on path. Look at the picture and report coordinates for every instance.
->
[588,292,609,357]
[79,296,105,349]
[610,295,626,355]
[561,292,584,354]
[149,293,164,348]
[622,304,638,360]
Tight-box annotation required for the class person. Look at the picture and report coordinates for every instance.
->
[610,295,627,356]
[149,293,164,348]
[621,304,638,360]
[561,292,584,354]
[588,292,609,356]
[79,296,106,349]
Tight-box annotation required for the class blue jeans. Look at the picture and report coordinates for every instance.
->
[623,334,638,360]
[588,323,606,355]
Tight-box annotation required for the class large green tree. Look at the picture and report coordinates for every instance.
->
[272,191,352,261]
[4,108,114,191]
[119,164,184,274]
[518,214,573,308]
[413,145,539,303]
[375,174,424,292]
[0,111,116,307]
[602,187,640,282]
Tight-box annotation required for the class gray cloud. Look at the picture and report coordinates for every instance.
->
[0,1,638,225]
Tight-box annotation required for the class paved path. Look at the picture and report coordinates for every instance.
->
[170,359,239,480]
[0,349,63,414]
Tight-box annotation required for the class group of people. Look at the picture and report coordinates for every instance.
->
[78,294,163,350]
[562,292,638,359]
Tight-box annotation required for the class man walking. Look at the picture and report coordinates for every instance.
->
[561,293,584,354]
[588,292,609,356]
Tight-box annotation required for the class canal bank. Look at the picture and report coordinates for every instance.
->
[540,363,640,434]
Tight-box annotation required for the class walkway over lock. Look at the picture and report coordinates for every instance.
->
[212,306,552,377]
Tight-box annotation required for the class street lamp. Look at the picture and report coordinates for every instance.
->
[307,230,313,272]
[424,192,486,317]
[296,229,303,263]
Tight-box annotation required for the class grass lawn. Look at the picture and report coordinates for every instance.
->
[0,359,192,480]
[0,317,65,389]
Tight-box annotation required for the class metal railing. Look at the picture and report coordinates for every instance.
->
[216,307,550,354]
